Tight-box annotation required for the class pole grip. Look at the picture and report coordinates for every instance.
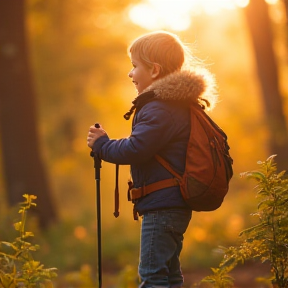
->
[90,123,101,158]
[90,123,102,179]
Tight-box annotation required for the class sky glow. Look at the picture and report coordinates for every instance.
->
[129,0,279,31]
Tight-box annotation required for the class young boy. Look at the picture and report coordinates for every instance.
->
[87,31,217,288]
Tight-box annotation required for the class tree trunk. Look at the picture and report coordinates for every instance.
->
[244,0,288,171]
[284,0,288,48]
[0,1,57,228]
[284,0,288,24]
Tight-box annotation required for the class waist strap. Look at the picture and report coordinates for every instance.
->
[128,178,180,201]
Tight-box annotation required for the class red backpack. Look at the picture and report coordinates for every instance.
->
[128,104,233,212]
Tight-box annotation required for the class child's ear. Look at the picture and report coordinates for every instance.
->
[151,63,161,79]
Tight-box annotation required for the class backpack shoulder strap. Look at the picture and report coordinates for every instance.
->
[154,154,182,180]
[191,104,228,140]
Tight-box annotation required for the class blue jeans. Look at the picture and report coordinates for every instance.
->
[139,209,192,288]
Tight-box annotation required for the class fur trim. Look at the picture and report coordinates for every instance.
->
[142,69,217,109]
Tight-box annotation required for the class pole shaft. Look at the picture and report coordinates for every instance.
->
[96,177,102,288]
[91,123,102,287]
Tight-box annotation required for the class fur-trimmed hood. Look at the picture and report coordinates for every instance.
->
[124,69,217,120]
[142,69,207,103]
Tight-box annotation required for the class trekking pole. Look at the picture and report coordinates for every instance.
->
[90,123,102,288]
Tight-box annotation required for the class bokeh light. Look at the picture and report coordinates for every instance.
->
[74,225,87,240]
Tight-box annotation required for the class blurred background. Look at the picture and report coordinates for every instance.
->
[0,0,287,287]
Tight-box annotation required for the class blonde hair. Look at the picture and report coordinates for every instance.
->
[128,31,191,78]
[128,31,218,109]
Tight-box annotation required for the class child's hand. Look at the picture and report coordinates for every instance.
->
[87,124,107,148]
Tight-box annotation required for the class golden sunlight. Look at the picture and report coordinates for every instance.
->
[129,0,279,31]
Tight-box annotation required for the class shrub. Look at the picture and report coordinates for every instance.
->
[201,155,288,288]
[0,195,57,288]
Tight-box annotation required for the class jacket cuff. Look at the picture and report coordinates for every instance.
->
[92,135,109,155]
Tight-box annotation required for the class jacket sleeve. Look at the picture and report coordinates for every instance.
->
[93,102,177,165]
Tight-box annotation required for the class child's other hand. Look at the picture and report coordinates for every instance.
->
[87,124,107,148]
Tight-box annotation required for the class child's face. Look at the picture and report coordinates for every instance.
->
[128,54,154,94]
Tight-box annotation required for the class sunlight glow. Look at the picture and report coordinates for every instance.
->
[235,0,249,8]
[129,1,192,31]
[129,0,279,31]
[265,0,278,4]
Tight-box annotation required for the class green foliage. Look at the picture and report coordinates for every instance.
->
[201,155,288,288]
[0,195,57,288]
[200,267,234,288]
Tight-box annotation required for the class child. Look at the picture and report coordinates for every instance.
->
[87,31,217,288]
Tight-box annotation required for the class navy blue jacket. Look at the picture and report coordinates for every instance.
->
[93,70,208,215]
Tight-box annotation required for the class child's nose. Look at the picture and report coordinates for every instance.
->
[128,70,132,78]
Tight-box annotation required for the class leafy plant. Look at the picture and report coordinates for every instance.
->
[200,267,234,288]
[0,195,57,288]
[201,155,288,288]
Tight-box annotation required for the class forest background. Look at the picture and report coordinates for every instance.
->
[0,0,288,287]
